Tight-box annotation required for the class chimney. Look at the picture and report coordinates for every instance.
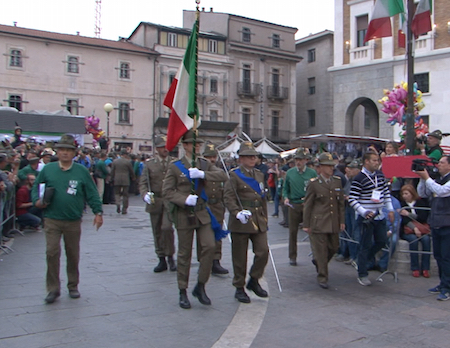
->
[13,22,17,27]
[202,7,205,11]
[210,7,213,12]
[76,31,80,36]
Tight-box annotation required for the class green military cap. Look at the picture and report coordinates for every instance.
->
[428,130,442,140]
[203,143,218,157]
[154,135,167,148]
[55,134,77,149]
[238,141,259,156]
[347,159,361,169]
[318,152,335,166]
[182,129,205,144]
[294,147,310,159]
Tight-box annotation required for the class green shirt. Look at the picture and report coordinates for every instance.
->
[18,164,39,181]
[283,166,317,203]
[31,161,103,220]
[95,159,109,179]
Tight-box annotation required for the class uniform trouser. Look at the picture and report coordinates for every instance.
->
[288,203,304,260]
[177,224,215,289]
[309,232,340,283]
[197,239,223,261]
[231,232,269,288]
[114,185,129,211]
[96,178,105,200]
[150,209,175,257]
[44,218,82,292]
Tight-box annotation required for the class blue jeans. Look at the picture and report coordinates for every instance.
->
[273,193,280,215]
[340,206,356,259]
[432,227,450,293]
[17,212,41,228]
[356,216,387,278]
[402,233,431,271]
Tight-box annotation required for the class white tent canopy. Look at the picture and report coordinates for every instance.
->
[218,138,243,156]
[255,141,280,155]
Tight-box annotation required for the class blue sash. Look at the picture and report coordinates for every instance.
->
[174,160,229,240]
[234,168,265,198]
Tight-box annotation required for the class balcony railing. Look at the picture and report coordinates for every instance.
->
[267,85,288,100]
[237,82,260,97]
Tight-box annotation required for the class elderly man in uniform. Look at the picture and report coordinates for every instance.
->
[111,149,135,214]
[224,142,269,303]
[162,130,227,309]
[283,148,317,266]
[139,135,176,273]
[303,153,345,289]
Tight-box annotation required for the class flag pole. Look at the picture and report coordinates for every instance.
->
[405,0,415,155]
[191,1,201,171]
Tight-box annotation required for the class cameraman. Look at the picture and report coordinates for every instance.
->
[417,155,450,301]
[417,130,443,162]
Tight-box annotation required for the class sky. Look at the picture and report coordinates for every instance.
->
[1,0,335,41]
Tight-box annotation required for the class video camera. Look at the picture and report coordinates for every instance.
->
[416,134,427,145]
[411,158,439,179]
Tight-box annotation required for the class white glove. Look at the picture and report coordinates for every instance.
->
[188,167,205,179]
[236,210,252,224]
[185,194,198,206]
[143,192,154,205]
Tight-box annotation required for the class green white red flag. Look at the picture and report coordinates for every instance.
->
[364,0,405,44]
[411,0,432,38]
[163,19,200,151]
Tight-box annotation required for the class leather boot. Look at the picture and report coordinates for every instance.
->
[192,282,211,305]
[167,256,177,271]
[212,260,229,275]
[153,257,168,273]
[179,289,191,309]
[246,277,268,298]
[235,287,251,303]
[116,205,121,213]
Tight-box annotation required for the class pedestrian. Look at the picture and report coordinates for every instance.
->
[162,130,227,309]
[282,148,317,266]
[139,135,176,273]
[94,152,109,201]
[32,134,103,304]
[303,153,345,289]
[110,149,136,214]
[348,151,394,286]
[224,141,269,304]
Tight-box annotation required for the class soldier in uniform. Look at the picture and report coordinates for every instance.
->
[202,144,229,275]
[224,142,269,303]
[139,135,176,273]
[162,130,227,309]
[110,149,135,214]
[303,152,345,289]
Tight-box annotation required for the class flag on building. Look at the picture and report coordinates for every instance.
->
[364,0,405,44]
[411,0,432,38]
[398,10,407,48]
[163,19,200,151]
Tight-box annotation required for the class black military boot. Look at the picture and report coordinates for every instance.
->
[212,260,229,275]
[192,282,211,305]
[234,287,251,303]
[179,289,191,309]
[167,256,177,271]
[153,257,168,273]
[246,277,268,298]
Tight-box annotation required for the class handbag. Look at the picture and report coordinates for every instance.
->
[404,221,430,235]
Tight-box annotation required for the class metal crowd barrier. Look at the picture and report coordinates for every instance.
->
[0,188,24,254]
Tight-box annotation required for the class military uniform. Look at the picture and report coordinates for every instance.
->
[303,153,345,287]
[111,151,135,214]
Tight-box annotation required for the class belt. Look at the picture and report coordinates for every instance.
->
[241,200,262,208]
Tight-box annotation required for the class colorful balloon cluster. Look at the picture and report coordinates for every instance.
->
[85,115,105,146]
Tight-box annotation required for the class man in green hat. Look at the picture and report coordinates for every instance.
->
[224,142,269,303]
[162,129,227,309]
[303,152,345,289]
[282,147,317,266]
[139,135,176,273]
[32,134,103,304]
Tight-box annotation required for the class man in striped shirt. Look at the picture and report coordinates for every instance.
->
[349,151,394,286]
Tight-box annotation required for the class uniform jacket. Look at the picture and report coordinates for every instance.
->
[303,175,345,234]
[224,165,268,233]
[204,166,225,223]
[162,156,227,229]
[111,157,135,186]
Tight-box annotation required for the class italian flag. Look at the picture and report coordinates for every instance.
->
[163,19,200,151]
[364,0,405,44]
[411,0,432,38]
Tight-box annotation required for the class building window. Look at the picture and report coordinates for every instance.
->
[10,49,22,67]
[118,102,130,124]
[67,99,79,115]
[364,109,371,129]
[308,77,316,95]
[308,110,316,127]
[242,64,252,93]
[169,72,176,86]
[120,62,130,79]
[356,15,368,47]
[271,110,279,137]
[210,78,218,93]
[210,110,219,122]
[272,34,280,48]
[242,108,251,134]
[415,73,429,93]
[67,56,79,73]
[307,48,316,63]
[8,95,23,111]
[242,27,251,43]
[168,32,177,47]
[208,40,217,53]
[270,68,280,96]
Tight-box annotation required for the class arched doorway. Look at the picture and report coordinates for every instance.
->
[345,98,379,137]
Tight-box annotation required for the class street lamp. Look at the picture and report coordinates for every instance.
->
[103,103,114,139]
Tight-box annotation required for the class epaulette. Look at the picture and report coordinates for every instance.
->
[310,177,318,182]
[332,175,341,179]
[230,167,238,173]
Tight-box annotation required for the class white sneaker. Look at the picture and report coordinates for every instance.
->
[357,277,372,286]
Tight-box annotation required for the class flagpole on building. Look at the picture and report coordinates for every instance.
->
[405,0,415,155]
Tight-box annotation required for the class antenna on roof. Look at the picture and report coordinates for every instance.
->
[94,0,102,38]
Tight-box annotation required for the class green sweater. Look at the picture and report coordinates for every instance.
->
[95,159,109,179]
[18,165,39,181]
[31,162,103,220]
[283,166,317,203]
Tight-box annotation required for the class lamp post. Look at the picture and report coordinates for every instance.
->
[103,103,114,139]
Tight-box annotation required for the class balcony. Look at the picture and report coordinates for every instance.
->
[237,82,260,98]
[264,129,291,143]
[267,85,288,101]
